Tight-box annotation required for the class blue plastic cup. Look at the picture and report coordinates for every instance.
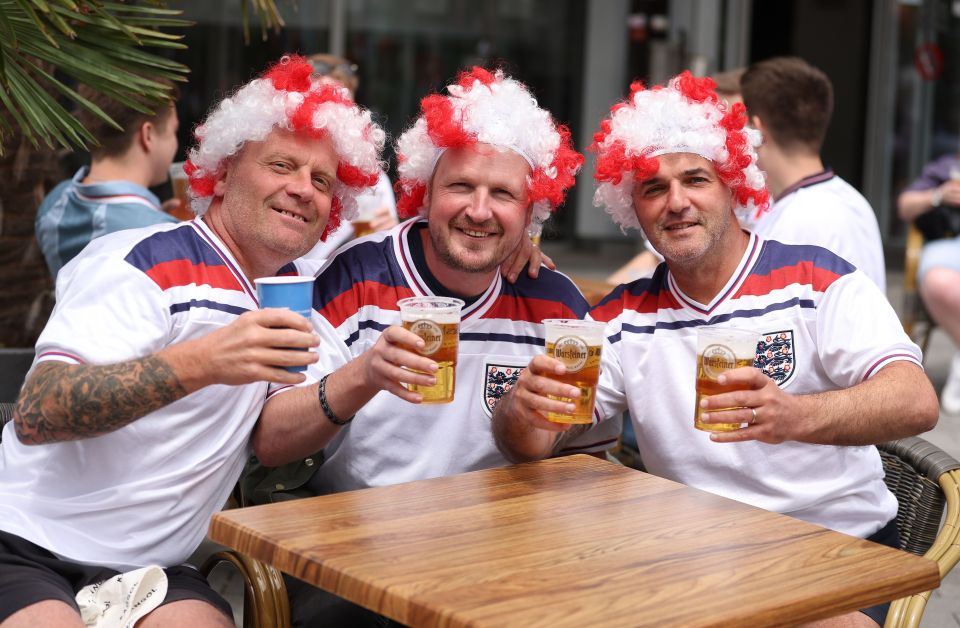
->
[254,276,316,372]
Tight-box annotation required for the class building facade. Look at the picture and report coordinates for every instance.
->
[168,0,959,254]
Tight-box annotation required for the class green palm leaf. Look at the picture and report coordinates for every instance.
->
[0,0,190,156]
[0,0,289,156]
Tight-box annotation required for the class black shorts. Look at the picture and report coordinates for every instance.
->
[861,517,901,626]
[0,529,232,624]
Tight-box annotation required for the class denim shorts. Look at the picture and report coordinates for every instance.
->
[919,235,960,280]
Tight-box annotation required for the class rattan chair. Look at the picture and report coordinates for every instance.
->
[901,224,936,355]
[200,550,290,628]
[879,436,960,628]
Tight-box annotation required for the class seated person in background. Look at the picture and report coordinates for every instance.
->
[248,67,620,626]
[606,67,744,286]
[740,56,886,291]
[35,80,182,278]
[0,56,385,627]
[300,52,398,268]
[493,72,938,628]
[897,152,960,414]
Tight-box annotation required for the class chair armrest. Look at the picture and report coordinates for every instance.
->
[201,550,290,628]
[881,437,960,628]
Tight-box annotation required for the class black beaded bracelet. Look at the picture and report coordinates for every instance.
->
[318,374,354,426]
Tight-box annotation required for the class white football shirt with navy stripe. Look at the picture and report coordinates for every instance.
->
[0,217,306,571]
[269,218,621,495]
[589,232,919,538]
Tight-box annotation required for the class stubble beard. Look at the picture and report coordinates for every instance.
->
[430,223,509,274]
[653,211,729,270]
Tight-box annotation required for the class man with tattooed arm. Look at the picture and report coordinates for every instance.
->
[0,56,385,627]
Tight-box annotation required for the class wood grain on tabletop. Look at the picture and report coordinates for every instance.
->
[210,455,940,628]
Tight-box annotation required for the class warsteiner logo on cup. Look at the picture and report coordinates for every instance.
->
[408,319,444,354]
[702,344,738,379]
[398,297,464,404]
[542,319,606,424]
[694,327,759,432]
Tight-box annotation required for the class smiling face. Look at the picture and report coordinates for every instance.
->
[206,127,338,279]
[422,144,532,289]
[631,153,740,270]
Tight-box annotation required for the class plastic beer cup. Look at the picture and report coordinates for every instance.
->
[694,327,758,432]
[542,319,606,424]
[398,296,464,404]
[167,161,194,221]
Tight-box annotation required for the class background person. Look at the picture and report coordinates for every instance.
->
[493,72,938,628]
[740,56,886,291]
[0,55,384,627]
[35,80,183,278]
[897,151,960,414]
[300,52,399,268]
[247,67,619,627]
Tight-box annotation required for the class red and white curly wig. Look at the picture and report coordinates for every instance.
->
[184,55,386,240]
[591,71,769,231]
[395,67,583,235]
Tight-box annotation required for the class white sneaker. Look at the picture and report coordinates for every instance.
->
[941,352,960,415]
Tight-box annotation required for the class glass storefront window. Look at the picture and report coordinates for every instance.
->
[163,0,586,236]
[891,0,960,234]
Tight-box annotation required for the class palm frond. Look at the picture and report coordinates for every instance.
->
[0,0,191,155]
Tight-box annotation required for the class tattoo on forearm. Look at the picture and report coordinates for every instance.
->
[14,358,186,444]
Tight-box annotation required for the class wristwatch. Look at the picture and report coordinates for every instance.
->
[930,187,943,207]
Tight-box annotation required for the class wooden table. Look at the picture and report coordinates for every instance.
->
[210,455,939,627]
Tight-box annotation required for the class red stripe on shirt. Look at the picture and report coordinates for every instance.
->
[144,259,245,292]
[735,261,843,297]
[483,294,580,324]
[317,280,417,329]
[591,287,682,323]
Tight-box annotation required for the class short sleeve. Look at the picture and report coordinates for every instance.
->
[35,248,171,367]
[266,307,353,398]
[587,313,629,423]
[905,155,954,192]
[816,271,923,386]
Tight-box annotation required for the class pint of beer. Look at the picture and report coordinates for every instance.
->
[167,162,194,221]
[397,296,464,404]
[694,327,759,432]
[351,205,377,238]
[542,319,606,424]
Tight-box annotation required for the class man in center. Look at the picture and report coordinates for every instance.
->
[248,67,619,625]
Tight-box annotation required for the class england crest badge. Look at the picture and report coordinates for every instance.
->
[755,330,796,388]
[483,363,525,417]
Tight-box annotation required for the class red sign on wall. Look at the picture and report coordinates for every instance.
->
[914,43,944,81]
